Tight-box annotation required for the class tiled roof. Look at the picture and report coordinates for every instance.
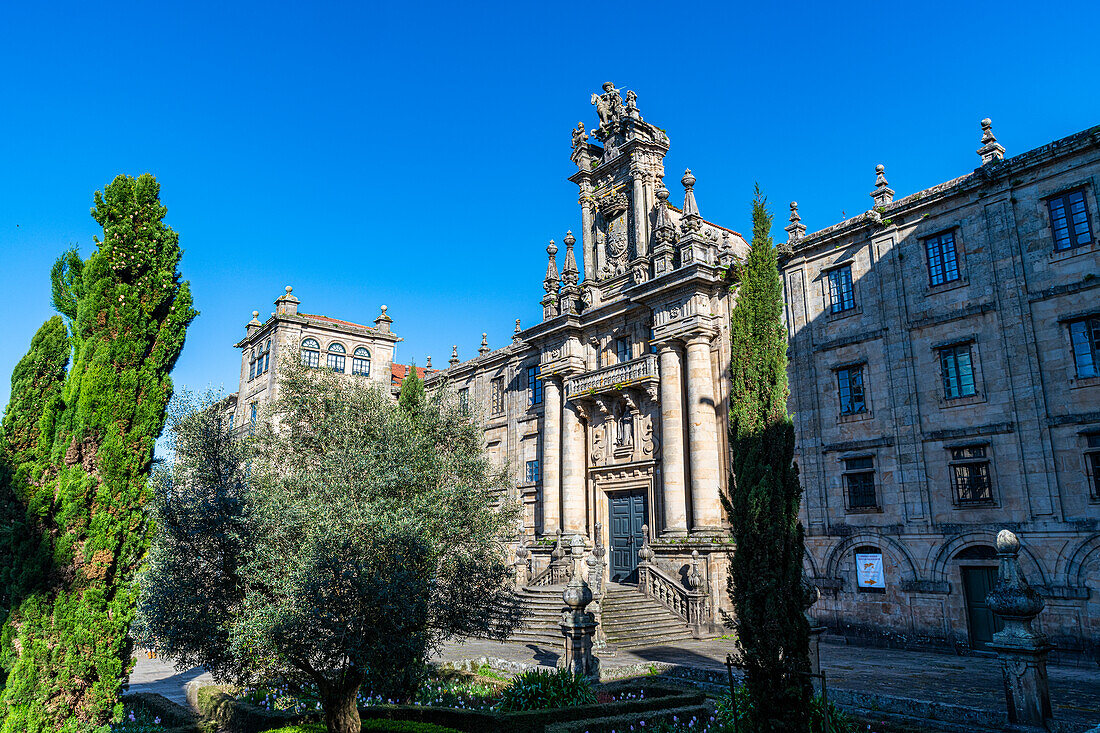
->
[299,312,373,330]
[391,363,435,388]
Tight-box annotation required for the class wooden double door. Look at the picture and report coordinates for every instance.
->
[609,490,648,584]
[961,566,1004,650]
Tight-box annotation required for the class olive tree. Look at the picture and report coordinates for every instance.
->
[137,360,524,733]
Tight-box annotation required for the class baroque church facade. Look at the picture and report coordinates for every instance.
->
[228,85,1100,657]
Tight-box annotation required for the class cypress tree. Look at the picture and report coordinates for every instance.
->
[722,185,812,731]
[397,361,425,416]
[0,173,196,732]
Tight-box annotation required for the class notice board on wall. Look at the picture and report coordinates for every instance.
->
[855,552,884,589]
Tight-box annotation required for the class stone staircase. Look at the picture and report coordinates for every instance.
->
[507,582,695,650]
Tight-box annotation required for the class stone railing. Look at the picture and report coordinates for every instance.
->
[525,530,571,587]
[637,526,709,638]
[564,354,658,399]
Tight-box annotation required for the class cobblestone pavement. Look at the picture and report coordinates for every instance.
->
[435,637,1100,731]
[129,639,1100,730]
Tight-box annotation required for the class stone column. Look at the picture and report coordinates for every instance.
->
[658,344,688,535]
[561,398,587,537]
[986,529,1055,732]
[685,335,722,532]
[542,376,562,536]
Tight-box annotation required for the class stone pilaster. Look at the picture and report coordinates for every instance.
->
[542,375,562,535]
[631,165,648,260]
[685,335,722,532]
[658,343,688,535]
[562,398,587,536]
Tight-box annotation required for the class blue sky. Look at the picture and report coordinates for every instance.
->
[2,0,1099,408]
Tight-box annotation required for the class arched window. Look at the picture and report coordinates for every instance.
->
[301,338,320,368]
[352,347,371,376]
[327,342,346,373]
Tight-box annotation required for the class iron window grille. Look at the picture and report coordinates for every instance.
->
[327,343,346,373]
[1086,433,1100,501]
[925,231,961,286]
[352,347,371,376]
[527,366,543,406]
[525,459,540,483]
[301,338,320,368]
[939,343,977,398]
[490,377,504,415]
[1068,316,1100,378]
[843,456,878,509]
[828,265,856,314]
[950,445,994,505]
[837,365,867,415]
[1048,189,1093,251]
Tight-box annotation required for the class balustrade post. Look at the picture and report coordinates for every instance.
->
[686,550,708,638]
[514,537,530,588]
[550,528,570,585]
[637,524,655,596]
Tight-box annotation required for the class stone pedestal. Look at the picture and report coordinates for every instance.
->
[558,535,600,679]
[986,530,1055,732]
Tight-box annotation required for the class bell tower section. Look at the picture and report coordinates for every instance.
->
[568,83,670,306]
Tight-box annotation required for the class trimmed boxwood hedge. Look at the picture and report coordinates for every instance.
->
[263,723,463,733]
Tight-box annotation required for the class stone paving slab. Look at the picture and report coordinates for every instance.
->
[128,652,212,707]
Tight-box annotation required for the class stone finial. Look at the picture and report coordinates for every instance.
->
[688,550,703,591]
[977,117,1006,164]
[425,356,432,369]
[870,164,895,206]
[449,345,459,366]
[478,333,490,355]
[551,528,566,561]
[681,168,701,221]
[561,230,579,286]
[987,530,1046,639]
[373,304,392,333]
[275,285,299,316]
[785,201,807,243]
[637,524,654,564]
[543,240,560,294]
[248,310,262,326]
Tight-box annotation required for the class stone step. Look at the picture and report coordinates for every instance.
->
[605,630,696,648]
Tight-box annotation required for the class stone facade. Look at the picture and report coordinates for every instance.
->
[226,88,1100,655]
[783,121,1100,657]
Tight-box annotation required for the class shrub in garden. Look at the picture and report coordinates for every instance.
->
[0,174,195,732]
[495,668,597,711]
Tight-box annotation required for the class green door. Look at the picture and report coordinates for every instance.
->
[961,566,1004,650]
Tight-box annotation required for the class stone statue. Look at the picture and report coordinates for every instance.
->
[571,121,588,150]
[625,90,637,109]
[591,82,625,127]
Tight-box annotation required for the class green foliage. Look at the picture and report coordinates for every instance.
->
[138,358,524,733]
[0,173,196,732]
[262,723,463,733]
[50,247,84,321]
[495,669,596,712]
[721,185,812,732]
[397,363,425,417]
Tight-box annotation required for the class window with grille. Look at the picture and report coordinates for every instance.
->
[939,343,977,398]
[301,338,320,368]
[837,365,867,415]
[327,343,346,373]
[1068,317,1100,378]
[950,445,994,505]
[1087,433,1100,501]
[828,265,856,314]
[527,366,542,406]
[490,377,504,415]
[1048,189,1093,251]
[925,231,961,286]
[843,456,878,509]
[351,347,371,376]
[458,387,469,410]
[525,459,540,483]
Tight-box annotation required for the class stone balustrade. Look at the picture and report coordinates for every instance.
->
[564,354,658,399]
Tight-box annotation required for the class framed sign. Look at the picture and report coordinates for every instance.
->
[855,552,884,589]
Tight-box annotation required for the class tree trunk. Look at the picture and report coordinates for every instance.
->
[321,685,361,733]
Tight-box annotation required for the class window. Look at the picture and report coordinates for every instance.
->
[925,231,961,286]
[836,365,866,415]
[939,343,976,398]
[1048,189,1093,251]
[525,459,540,483]
[249,403,257,436]
[843,456,877,509]
[527,366,543,406]
[227,414,234,432]
[827,265,856,314]
[327,343,346,373]
[490,377,504,415]
[950,445,993,505]
[352,347,371,376]
[458,387,469,410]
[615,337,631,364]
[301,338,320,368]
[1069,316,1100,378]
[249,349,256,380]
[1086,433,1100,501]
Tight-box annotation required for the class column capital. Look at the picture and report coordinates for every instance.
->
[684,330,718,347]
[652,338,682,354]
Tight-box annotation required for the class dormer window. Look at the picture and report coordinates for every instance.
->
[327,343,346,373]
[301,338,320,368]
[352,347,371,376]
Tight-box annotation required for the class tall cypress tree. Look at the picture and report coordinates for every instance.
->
[0,174,196,732]
[722,185,811,731]
[398,362,425,416]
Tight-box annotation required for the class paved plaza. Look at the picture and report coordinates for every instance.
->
[129,638,1100,731]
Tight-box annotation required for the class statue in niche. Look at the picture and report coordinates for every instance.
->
[615,404,634,449]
